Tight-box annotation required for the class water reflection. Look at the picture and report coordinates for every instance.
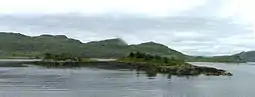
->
[167,74,172,80]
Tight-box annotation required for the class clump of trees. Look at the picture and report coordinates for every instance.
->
[43,53,82,62]
[125,52,185,66]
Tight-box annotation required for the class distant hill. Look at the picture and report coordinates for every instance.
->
[82,38,130,58]
[236,51,255,62]
[187,55,245,63]
[0,32,185,59]
[128,42,185,58]
[0,32,250,62]
[0,32,84,57]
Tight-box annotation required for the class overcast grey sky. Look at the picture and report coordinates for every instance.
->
[0,0,254,56]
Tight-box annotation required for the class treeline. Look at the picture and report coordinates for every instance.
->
[43,53,82,62]
[124,52,186,66]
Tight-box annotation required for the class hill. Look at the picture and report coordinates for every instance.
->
[0,32,250,62]
[0,32,185,59]
[187,55,244,63]
[0,33,84,57]
[128,42,185,58]
[235,51,255,62]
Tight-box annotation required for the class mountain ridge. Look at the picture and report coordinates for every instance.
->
[0,32,184,59]
[0,32,250,62]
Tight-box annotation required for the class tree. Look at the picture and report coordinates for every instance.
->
[44,53,53,60]
[163,57,169,63]
[154,55,161,60]
[128,52,135,58]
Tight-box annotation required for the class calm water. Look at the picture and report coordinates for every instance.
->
[0,61,254,97]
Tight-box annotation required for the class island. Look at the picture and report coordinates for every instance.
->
[33,52,233,76]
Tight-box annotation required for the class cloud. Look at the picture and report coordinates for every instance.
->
[219,0,255,37]
[0,0,206,17]
[0,0,254,56]
[0,14,253,56]
[178,0,228,17]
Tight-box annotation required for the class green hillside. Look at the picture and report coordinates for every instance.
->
[128,42,185,58]
[0,32,184,59]
[0,32,250,62]
[0,33,83,57]
[236,51,255,62]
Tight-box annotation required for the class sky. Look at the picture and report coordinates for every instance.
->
[0,0,254,56]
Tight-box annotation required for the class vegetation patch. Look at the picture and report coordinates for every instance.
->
[117,52,232,76]
[34,52,232,76]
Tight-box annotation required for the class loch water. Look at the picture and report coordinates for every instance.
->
[0,61,254,97]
